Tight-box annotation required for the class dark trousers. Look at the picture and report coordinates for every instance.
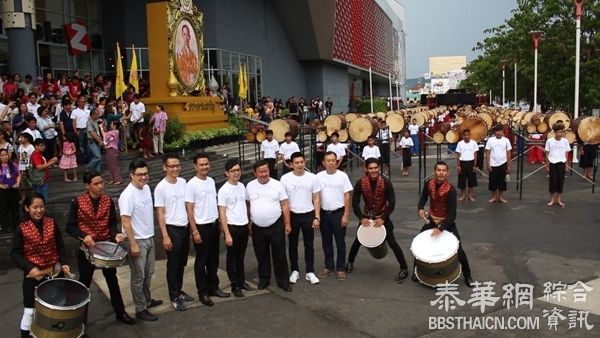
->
[476,148,485,170]
[226,224,249,289]
[402,148,412,168]
[549,162,566,193]
[458,160,478,189]
[0,188,19,230]
[380,143,390,166]
[265,158,277,179]
[288,212,315,273]
[320,208,347,271]
[166,225,190,301]
[488,163,507,191]
[252,218,289,288]
[413,222,471,277]
[22,276,44,308]
[348,220,408,269]
[78,249,126,316]
[193,222,220,296]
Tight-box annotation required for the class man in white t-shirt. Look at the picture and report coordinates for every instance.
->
[485,126,512,203]
[326,132,347,170]
[362,135,381,160]
[278,131,300,175]
[316,151,353,281]
[260,129,279,179]
[218,159,255,299]
[185,153,230,307]
[129,94,145,149]
[154,154,194,311]
[456,129,479,201]
[280,152,321,285]
[119,159,161,321]
[544,123,571,207]
[26,94,40,117]
[71,96,90,162]
[246,160,292,292]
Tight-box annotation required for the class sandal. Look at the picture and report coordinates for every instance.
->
[336,271,346,281]
[113,182,123,186]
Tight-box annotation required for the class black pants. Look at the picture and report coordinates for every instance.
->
[166,225,190,301]
[380,143,390,166]
[458,160,478,189]
[413,222,471,277]
[0,188,19,230]
[348,220,408,269]
[252,218,289,288]
[193,222,220,296]
[549,162,566,193]
[488,163,507,191]
[320,208,347,271]
[226,224,249,289]
[476,148,485,170]
[22,276,44,308]
[288,212,315,274]
[78,249,126,316]
[402,147,412,168]
[265,158,277,179]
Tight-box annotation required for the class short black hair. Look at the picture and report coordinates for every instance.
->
[331,131,339,138]
[290,152,304,162]
[25,115,37,123]
[323,150,338,160]
[365,157,380,167]
[83,170,102,184]
[19,132,33,144]
[434,161,449,170]
[162,153,180,164]
[225,158,241,171]
[24,192,45,207]
[253,159,269,172]
[462,129,471,134]
[193,152,209,164]
[34,138,45,146]
[265,129,273,135]
[129,159,148,173]
[552,123,565,132]
[284,132,292,138]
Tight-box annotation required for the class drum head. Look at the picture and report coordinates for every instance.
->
[36,278,90,310]
[89,241,127,260]
[411,229,459,264]
[357,225,387,248]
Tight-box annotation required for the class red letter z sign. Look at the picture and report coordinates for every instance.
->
[64,21,91,55]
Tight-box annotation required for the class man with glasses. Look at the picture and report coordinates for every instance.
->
[154,154,195,311]
[185,153,230,307]
[119,159,162,321]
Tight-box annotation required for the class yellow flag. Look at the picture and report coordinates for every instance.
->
[238,63,246,100]
[129,45,139,93]
[115,43,126,99]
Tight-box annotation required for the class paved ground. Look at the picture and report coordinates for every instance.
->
[0,145,599,337]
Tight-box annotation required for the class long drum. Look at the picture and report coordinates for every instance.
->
[32,278,90,338]
[386,113,405,133]
[268,118,299,142]
[544,111,570,129]
[573,117,600,145]
[411,229,461,287]
[459,117,487,142]
[348,117,378,143]
[324,115,347,136]
[357,224,388,259]
[86,241,127,269]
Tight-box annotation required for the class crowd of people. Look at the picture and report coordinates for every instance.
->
[237,96,334,123]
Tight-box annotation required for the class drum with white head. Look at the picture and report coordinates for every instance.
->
[410,229,461,287]
[357,224,388,259]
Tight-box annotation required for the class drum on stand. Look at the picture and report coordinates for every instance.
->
[31,278,90,338]
[410,229,461,287]
[357,224,388,259]
[86,241,127,269]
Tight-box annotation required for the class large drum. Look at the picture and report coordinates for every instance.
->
[356,224,388,259]
[31,278,90,338]
[459,117,488,143]
[410,229,461,287]
[86,241,127,269]
[268,118,299,142]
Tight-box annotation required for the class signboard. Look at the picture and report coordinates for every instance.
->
[64,21,91,55]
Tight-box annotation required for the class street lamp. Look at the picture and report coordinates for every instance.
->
[500,59,509,107]
[530,31,543,112]
[513,59,518,108]
[365,54,375,114]
[573,0,584,120]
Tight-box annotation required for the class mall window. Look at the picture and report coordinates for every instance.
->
[205,48,263,103]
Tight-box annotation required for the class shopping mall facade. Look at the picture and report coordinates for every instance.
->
[1,0,406,113]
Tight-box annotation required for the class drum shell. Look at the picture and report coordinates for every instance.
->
[414,253,461,287]
[348,117,378,143]
[255,130,266,143]
[87,242,127,269]
[357,225,388,260]
[324,115,347,136]
[445,129,460,144]
[268,119,299,142]
[32,278,89,338]
[459,117,487,142]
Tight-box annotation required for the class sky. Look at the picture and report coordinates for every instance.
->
[399,0,517,79]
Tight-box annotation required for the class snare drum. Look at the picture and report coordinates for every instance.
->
[31,278,90,338]
[86,241,127,269]
[357,224,388,259]
[410,229,461,287]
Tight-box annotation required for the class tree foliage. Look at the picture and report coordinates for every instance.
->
[461,0,600,114]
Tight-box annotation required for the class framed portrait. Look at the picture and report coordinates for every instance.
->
[173,18,200,90]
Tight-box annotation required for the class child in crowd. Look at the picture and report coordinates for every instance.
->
[361,136,381,160]
[59,132,78,182]
[139,118,154,159]
[400,130,414,176]
[104,121,123,185]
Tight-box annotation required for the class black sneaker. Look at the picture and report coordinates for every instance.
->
[241,282,257,292]
[147,299,163,308]
[171,297,187,311]
[232,288,246,299]
[116,312,135,325]
[179,291,195,302]
[135,309,158,321]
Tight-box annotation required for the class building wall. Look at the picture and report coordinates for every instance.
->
[304,62,349,114]
[429,56,467,76]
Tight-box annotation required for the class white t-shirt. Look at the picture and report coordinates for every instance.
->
[261,139,279,159]
[362,145,381,160]
[485,136,512,167]
[17,144,35,171]
[118,183,154,239]
[456,140,479,161]
[217,181,249,226]
[129,102,145,123]
[327,142,347,160]
[27,102,40,117]
[246,178,287,227]
[545,138,571,164]
[185,176,219,225]
[400,137,414,148]
[316,170,353,211]
[71,107,90,129]
[280,171,320,213]
[154,177,188,227]
[278,141,300,160]
[23,128,42,141]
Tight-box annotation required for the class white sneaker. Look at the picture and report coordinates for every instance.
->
[289,270,300,284]
[305,272,320,285]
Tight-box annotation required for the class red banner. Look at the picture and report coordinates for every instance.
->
[64,21,91,55]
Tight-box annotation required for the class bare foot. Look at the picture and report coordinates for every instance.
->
[488,197,497,203]
[64,178,72,182]
[458,196,465,201]
[468,196,476,202]
[498,198,508,203]
[557,201,565,208]
[73,178,78,182]
[547,201,555,206]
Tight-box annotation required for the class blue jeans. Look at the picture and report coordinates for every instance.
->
[35,182,48,203]
[320,209,346,271]
[77,129,89,163]
[411,134,419,155]
[87,142,102,173]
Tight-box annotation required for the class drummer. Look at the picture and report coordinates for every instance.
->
[414,161,474,287]
[347,157,409,281]
[11,193,70,338]
[66,170,135,325]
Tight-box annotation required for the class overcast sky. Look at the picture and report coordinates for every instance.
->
[399,0,517,79]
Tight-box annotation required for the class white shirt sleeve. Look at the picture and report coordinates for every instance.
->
[118,191,133,216]
[154,184,165,207]
[184,180,195,203]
